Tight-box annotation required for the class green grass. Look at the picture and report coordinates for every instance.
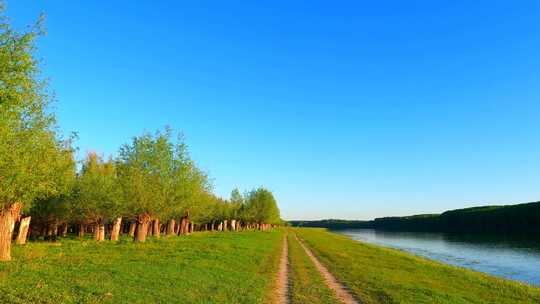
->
[287,233,340,304]
[0,230,284,304]
[295,228,540,304]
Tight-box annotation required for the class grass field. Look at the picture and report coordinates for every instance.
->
[295,228,540,304]
[1,228,539,304]
[0,230,283,304]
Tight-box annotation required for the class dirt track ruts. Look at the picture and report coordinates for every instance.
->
[294,234,359,304]
[276,234,289,304]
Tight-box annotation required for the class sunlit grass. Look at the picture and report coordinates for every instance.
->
[295,228,540,304]
[0,230,283,304]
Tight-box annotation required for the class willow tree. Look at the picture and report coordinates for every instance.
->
[244,188,281,230]
[71,152,122,241]
[161,136,204,236]
[0,9,66,260]
[117,129,184,242]
[229,188,244,230]
[27,139,77,241]
[176,160,210,235]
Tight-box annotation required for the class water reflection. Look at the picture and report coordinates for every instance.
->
[338,229,540,286]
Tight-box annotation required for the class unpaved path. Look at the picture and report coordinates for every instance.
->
[295,234,359,304]
[276,234,289,304]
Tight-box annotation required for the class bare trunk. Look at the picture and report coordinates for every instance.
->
[93,223,100,241]
[153,219,160,238]
[147,220,153,236]
[178,211,190,235]
[46,224,55,241]
[218,222,223,231]
[110,217,122,241]
[231,219,236,231]
[179,218,185,235]
[78,224,85,237]
[61,223,68,237]
[16,216,31,245]
[128,221,136,237]
[134,214,150,242]
[99,224,105,241]
[166,220,176,235]
[0,203,20,261]
[179,218,188,235]
[223,220,228,231]
[93,222,105,241]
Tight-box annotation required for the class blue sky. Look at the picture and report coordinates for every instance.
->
[6,1,540,220]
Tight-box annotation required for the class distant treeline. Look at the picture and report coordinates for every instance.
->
[290,201,540,233]
[289,219,372,230]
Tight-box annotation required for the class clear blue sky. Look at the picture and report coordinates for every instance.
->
[6,1,540,220]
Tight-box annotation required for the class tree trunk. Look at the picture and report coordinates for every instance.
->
[128,221,136,237]
[93,223,100,241]
[134,214,150,242]
[0,204,20,261]
[147,222,153,236]
[178,218,187,235]
[218,222,223,231]
[51,223,58,239]
[166,220,176,235]
[110,217,122,241]
[231,219,236,231]
[46,224,55,241]
[94,222,105,241]
[99,224,105,241]
[179,218,185,235]
[16,216,31,245]
[78,224,85,237]
[61,223,68,237]
[153,219,160,238]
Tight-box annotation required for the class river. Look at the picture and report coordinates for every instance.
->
[337,229,540,286]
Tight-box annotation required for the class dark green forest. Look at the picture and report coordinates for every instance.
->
[291,201,540,233]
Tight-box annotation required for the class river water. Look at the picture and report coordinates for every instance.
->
[337,229,540,286]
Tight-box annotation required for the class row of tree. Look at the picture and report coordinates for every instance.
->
[0,6,282,261]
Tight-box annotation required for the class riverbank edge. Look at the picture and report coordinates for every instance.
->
[294,228,540,304]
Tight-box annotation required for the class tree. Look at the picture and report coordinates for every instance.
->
[0,8,66,260]
[230,188,244,205]
[71,152,122,241]
[117,129,200,241]
[27,138,77,241]
[244,188,281,229]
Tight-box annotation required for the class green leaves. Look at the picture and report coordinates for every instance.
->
[240,188,281,224]
[70,152,121,223]
[0,7,68,211]
[116,129,210,220]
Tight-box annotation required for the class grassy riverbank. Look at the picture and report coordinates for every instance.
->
[296,228,540,304]
[0,230,283,304]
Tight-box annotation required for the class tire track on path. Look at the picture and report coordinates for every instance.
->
[276,233,290,304]
[294,234,359,304]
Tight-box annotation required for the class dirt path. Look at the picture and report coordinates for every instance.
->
[276,233,289,304]
[295,234,359,304]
